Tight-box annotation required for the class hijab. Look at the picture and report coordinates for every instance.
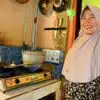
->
[62,5,100,82]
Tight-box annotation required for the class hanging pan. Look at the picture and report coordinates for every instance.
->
[53,0,71,13]
[38,0,54,16]
[16,0,30,4]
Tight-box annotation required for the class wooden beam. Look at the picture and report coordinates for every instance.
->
[66,0,77,50]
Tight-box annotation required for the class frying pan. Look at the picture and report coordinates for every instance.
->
[53,0,71,13]
[38,0,54,16]
[16,0,30,4]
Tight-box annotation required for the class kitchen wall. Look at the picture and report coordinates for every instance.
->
[36,11,57,49]
[36,11,67,50]
[0,0,35,46]
[0,0,67,50]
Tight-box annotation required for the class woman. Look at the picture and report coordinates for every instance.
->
[62,5,100,100]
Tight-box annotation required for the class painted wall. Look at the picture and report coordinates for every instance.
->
[36,11,67,50]
[0,0,67,50]
[82,0,100,8]
[0,0,36,46]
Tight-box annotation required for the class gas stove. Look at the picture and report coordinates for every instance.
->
[0,66,51,92]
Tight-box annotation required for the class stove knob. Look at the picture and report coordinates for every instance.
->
[15,78,20,84]
[43,73,47,77]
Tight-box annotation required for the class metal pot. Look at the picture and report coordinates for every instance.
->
[22,51,45,67]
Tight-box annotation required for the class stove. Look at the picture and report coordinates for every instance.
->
[0,66,51,92]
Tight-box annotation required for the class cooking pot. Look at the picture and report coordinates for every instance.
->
[22,51,45,67]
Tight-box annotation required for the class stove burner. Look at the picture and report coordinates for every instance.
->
[0,66,43,78]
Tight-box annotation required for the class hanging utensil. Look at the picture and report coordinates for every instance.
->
[16,0,30,4]
[38,0,54,16]
[22,2,30,50]
[31,0,39,50]
[53,0,71,13]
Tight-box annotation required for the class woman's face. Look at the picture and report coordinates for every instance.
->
[81,8,97,35]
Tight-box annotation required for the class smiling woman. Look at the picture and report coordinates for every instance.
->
[81,7,97,35]
[62,5,100,100]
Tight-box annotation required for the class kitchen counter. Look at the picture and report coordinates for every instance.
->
[0,79,61,100]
